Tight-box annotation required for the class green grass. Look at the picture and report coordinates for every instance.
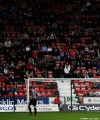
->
[0,112,100,120]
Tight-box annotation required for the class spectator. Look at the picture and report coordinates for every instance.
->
[69,49,76,60]
[37,60,45,71]
[91,82,98,89]
[70,65,76,78]
[3,66,9,75]
[13,85,18,94]
[27,26,33,37]
[0,84,3,96]
[7,85,18,94]
[64,62,70,78]
[96,61,100,70]
[88,89,95,97]
[0,75,5,83]
[53,49,61,61]
[0,65,4,76]
[10,49,17,58]
[66,4,72,14]
[37,44,42,51]
[4,49,10,60]
[59,66,64,78]
[60,50,65,61]
[62,44,69,52]
[4,76,11,84]
[91,55,98,67]
[85,61,93,70]
[25,45,31,52]
[4,37,11,48]
[82,70,89,78]
[97,82,100,90]
[10,5,17,14]
[42,70,48,78]
[47,46,52,54]
[14,66,20,77]
[7,86,14,94]
[32,50,38,59]
[95,49,100,59]
[84,45,89,53]
[54,95,61,110]
[53,67,60,78]
[28,57,34,65]
[49,31,56,40]
[2,9,8,18]
[26,69,33,78]
[51,82,57,89]
[41,44,48,52]
[96,70,100,77]
[2,87,7,97]
[26,62,34,71]
[9,61,15,70]
[95,89,100,97]
[88,69,94,78]
[17,32,22,40]
[22,31,29,40]
[76,55,84,67]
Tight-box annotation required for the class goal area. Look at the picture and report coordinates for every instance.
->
[26,78,100,111]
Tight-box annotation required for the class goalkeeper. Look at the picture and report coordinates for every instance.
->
[28,86,37,116]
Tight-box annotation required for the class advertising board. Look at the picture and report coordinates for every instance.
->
[83,97,100,104]
[0,97,49,105]
[0,104,59,112]
[62,104,100,111]
[0,97,64,112]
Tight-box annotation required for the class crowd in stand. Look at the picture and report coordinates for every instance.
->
[0,0,100,86]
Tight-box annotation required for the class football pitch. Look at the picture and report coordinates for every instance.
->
[0,112,100,120]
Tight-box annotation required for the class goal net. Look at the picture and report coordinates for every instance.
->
[26,78,100,112]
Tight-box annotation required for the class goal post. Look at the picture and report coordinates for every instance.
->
[26,78,66,104]
[26,78,100,112]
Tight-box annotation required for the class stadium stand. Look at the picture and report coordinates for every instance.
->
[0,0,100,104]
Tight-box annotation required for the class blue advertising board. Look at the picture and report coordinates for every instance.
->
[0,97,49,105]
